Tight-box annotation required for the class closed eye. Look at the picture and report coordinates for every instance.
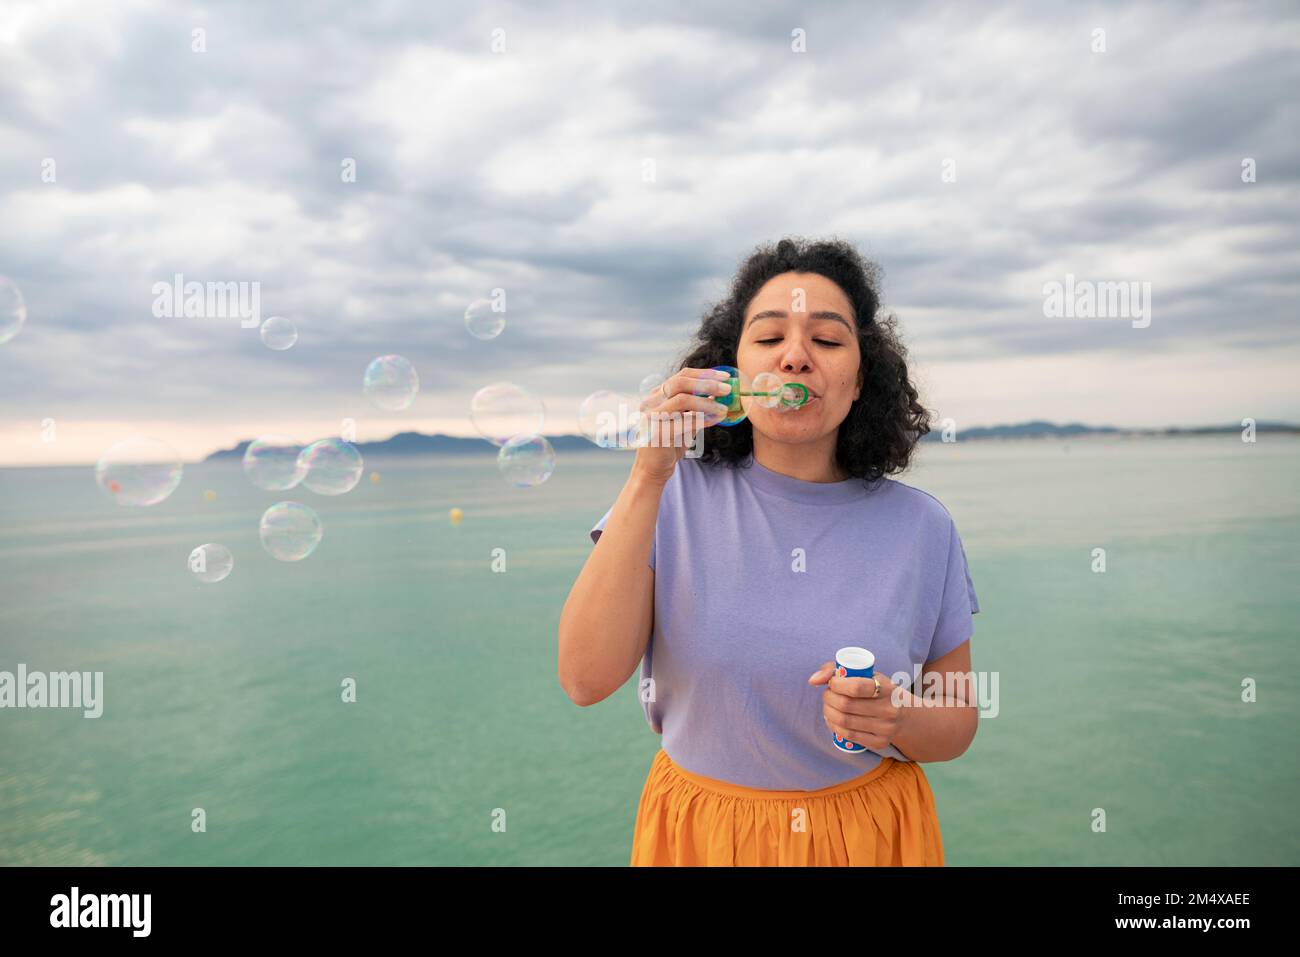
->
[757,338,841,347]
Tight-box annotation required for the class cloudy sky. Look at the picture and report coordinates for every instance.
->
[1,0,1297,465]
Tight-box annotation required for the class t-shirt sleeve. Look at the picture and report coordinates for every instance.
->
[589,505,656,571]
[928,516,979,662]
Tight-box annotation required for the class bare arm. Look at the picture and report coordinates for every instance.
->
[559,365,731,706]
[890,639,978,763]
[558,468,666,706]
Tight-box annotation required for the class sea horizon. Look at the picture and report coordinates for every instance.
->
[3,419,1296,470]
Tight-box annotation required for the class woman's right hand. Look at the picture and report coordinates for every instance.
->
[632,367,734,485]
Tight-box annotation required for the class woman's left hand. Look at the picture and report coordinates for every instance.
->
[808,661,910,751]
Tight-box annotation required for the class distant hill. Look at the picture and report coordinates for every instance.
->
[205,420,1300,461]
[916,420,1299,441]
[205,431,602,461]
[918,420,1115,441]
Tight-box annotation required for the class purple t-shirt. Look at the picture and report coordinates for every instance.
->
[589,453,980,791]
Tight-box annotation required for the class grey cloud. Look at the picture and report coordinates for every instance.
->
[0,0,1297,436]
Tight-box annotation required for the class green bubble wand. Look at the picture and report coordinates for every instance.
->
[730,381,811,409]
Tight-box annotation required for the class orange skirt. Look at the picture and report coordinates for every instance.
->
[630,747,945,866]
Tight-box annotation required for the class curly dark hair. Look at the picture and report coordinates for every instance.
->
[675,236,930,484]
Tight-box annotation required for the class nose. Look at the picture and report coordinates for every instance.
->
[777,335,814,374]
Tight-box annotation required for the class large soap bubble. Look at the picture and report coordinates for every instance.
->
[259,502,323,561]
[470,382,546,446]
[464,298,505,340]
[188,543,234,583]
[95,437,183,506]
[498,434,555,487]
[363,355,419,411]
[260,316,297,351]
[0,276,26,345]
[298,438,363,495]
[243,435,306,490]
[578,391,642,449]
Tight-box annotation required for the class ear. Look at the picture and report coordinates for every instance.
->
[853,366,863,402]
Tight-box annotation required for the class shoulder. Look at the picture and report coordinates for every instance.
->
[671,454,740,490]
[658,456,751,517]
[869,476,958,534]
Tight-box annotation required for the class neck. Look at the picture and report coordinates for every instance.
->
[751,434,847,483]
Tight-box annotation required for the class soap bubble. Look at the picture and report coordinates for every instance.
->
[298,438,363,495]
[578,391,643,449]
[243,435,306,490]
[464,298,505,340]
[470,382,546,446]
[448,507,463,526]
[0,277,26,345]
[749,372,786,409]
[638,373,665,400]
[188,543,233,583]
[203,489,218,503]
[778,382,811,410]
[95,437,183,506]
[259,502,323,561]
[369,471,380,485]
[260,315,297,350]
[743,374,807,414]
[498,434,555,487]
[363,355,419,411]
[696,366,751,427]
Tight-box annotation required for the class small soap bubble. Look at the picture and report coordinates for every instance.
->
[464,299,505,340]
[369,471,380,485]
[0,276,27,345]
[578,391,642,449]
[189,543,233,583]
[778,382,811,410]
[749,372,785,409]
[95,437,183,506]
[259,315,297,351]
[498,434,555,487]
[470,382,546,446]
[364,355,419,411]
[203,489,218,503]
[243,436,306,490]
[638,373,665,401]
[259,502,323,561]
[298,438,363,495]
[449,506,464,526]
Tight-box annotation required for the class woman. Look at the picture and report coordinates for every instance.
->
[558,237,980,866]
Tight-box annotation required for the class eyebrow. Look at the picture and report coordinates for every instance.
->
[745,309,854,333]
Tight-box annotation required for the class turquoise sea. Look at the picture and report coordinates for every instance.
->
[1,435,1297,865]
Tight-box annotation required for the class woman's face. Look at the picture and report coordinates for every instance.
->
[735,271,862,447]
